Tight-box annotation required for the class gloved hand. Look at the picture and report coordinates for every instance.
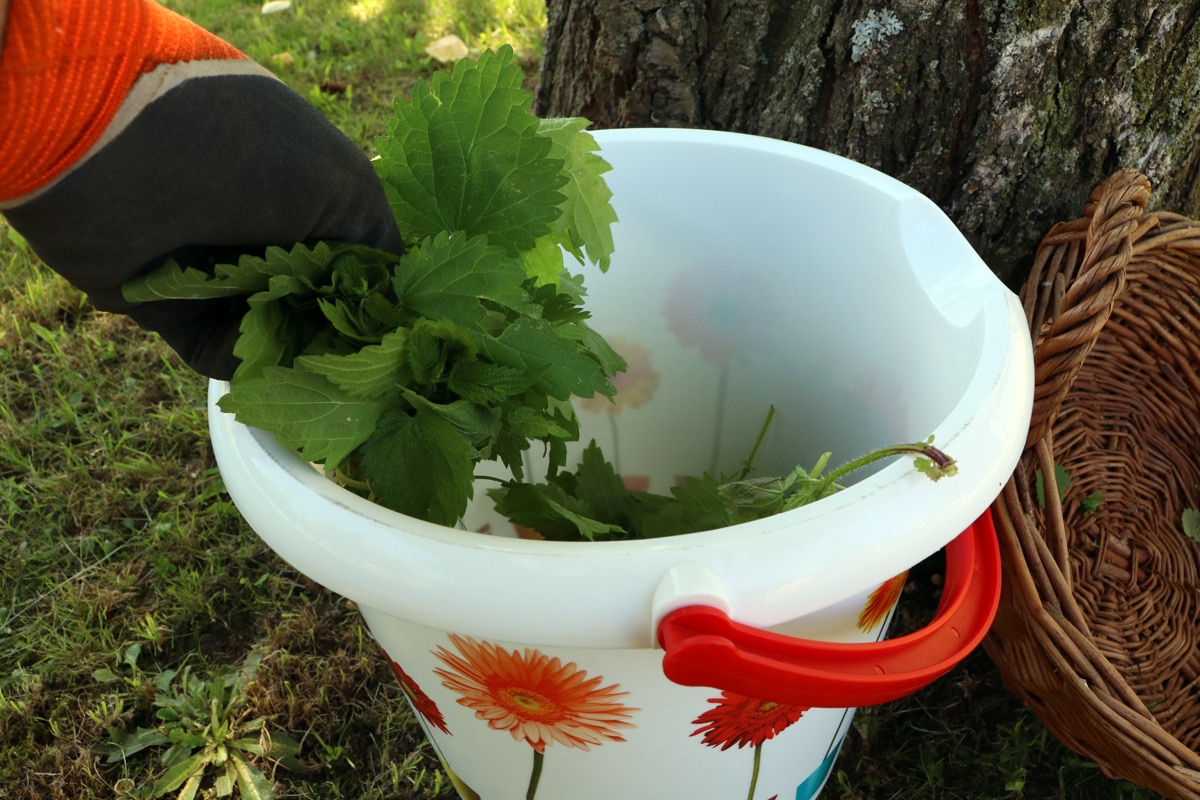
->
[0,0,404,379]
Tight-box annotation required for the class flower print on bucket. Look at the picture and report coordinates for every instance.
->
[433,634,638,798]
[578,335,659,474]
[577,336,660,417]
[663,264,787,473]
[858,571,909,632]
[663,264,786,367]
[383,650,451,735]
[692,690,809,800]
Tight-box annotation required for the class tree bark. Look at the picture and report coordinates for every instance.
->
[535,0,1200,286]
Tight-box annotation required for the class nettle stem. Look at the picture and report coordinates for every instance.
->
[811,440,957,498]
[734,405,776,482]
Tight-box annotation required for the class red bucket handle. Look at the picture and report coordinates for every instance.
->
[657,510,1001,707]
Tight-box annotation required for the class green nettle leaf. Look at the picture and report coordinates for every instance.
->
[249,245,362,303]
[261,241,342,283]
[404,317,480,387]
[1182,508,1200,543]
[355,408,477,526]
[296,326,357,360]
[218,369,382,468]
[1035,462,1072,508]
[556,319,626,378]
[491,427,963,542]
[538,117,618,271]
[501,401,575,442]
[317,297,373,343]
[639,474,735,538]
[296,327,409,398]
[524,279,590,324]
[490,482,626,541]
[447,360,531,403]
[328,247,390,293]
[518,233,569,285]
[482,317,616,401]
[216,243,392,308]
[227,246,400,381]
[232,299,292,381]
[489,442,680,541]
[233,297,336,383]
[121,260,254,303]
[123,243,345,304]
[189,242,349,308]
[393,231,528,329]
[400,388,501,456]
[375,45,566,253]
[362,291,409,330]
[568,441,634,520]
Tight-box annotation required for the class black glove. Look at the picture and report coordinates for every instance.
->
[0,0,404,379]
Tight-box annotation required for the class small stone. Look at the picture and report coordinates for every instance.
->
[425,34,470,64]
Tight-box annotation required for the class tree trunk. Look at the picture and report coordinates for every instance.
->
[534,0,1200,286]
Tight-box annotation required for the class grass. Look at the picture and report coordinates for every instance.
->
[831,559,1161,799]
[0,222,445,799]
[160,0,545,149]
[0,2,1167,798]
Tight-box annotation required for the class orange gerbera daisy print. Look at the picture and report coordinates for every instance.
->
[432,634,637,752]
[858,571,908,632]
[433,635,638,799]
[578,336,659,416]
[384,651,451,735]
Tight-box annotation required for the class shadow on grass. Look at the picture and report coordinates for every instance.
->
[832,551,1162,800]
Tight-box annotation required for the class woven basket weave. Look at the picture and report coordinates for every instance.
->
[984,169,1200,799]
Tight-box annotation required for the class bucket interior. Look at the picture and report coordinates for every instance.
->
[208,130,1030,650]
[464,133,987,533]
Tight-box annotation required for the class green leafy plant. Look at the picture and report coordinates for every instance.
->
[96,656,303,800]
[1182,508,1200,543]
[490,413,956,541]
[1035,463,1103,515]
[1035,462,1071,508]
[1080,489,1104,515]
[124,46,622,527]
[123,45,951,539]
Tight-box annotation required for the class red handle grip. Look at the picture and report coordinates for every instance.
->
[657,511,1001,707]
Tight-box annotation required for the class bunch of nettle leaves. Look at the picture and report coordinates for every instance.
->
[124,47,954,541]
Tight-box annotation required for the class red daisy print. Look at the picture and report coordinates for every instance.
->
[691,690,808,751]
[384,651,451,735]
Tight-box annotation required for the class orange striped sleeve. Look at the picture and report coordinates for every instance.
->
[0,0,247,202]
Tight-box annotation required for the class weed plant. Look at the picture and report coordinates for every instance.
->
[0,1,1164,798]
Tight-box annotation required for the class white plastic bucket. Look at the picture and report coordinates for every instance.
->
[208,129,1033,799]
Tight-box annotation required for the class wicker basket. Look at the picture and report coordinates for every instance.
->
[984,169,1200,799]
